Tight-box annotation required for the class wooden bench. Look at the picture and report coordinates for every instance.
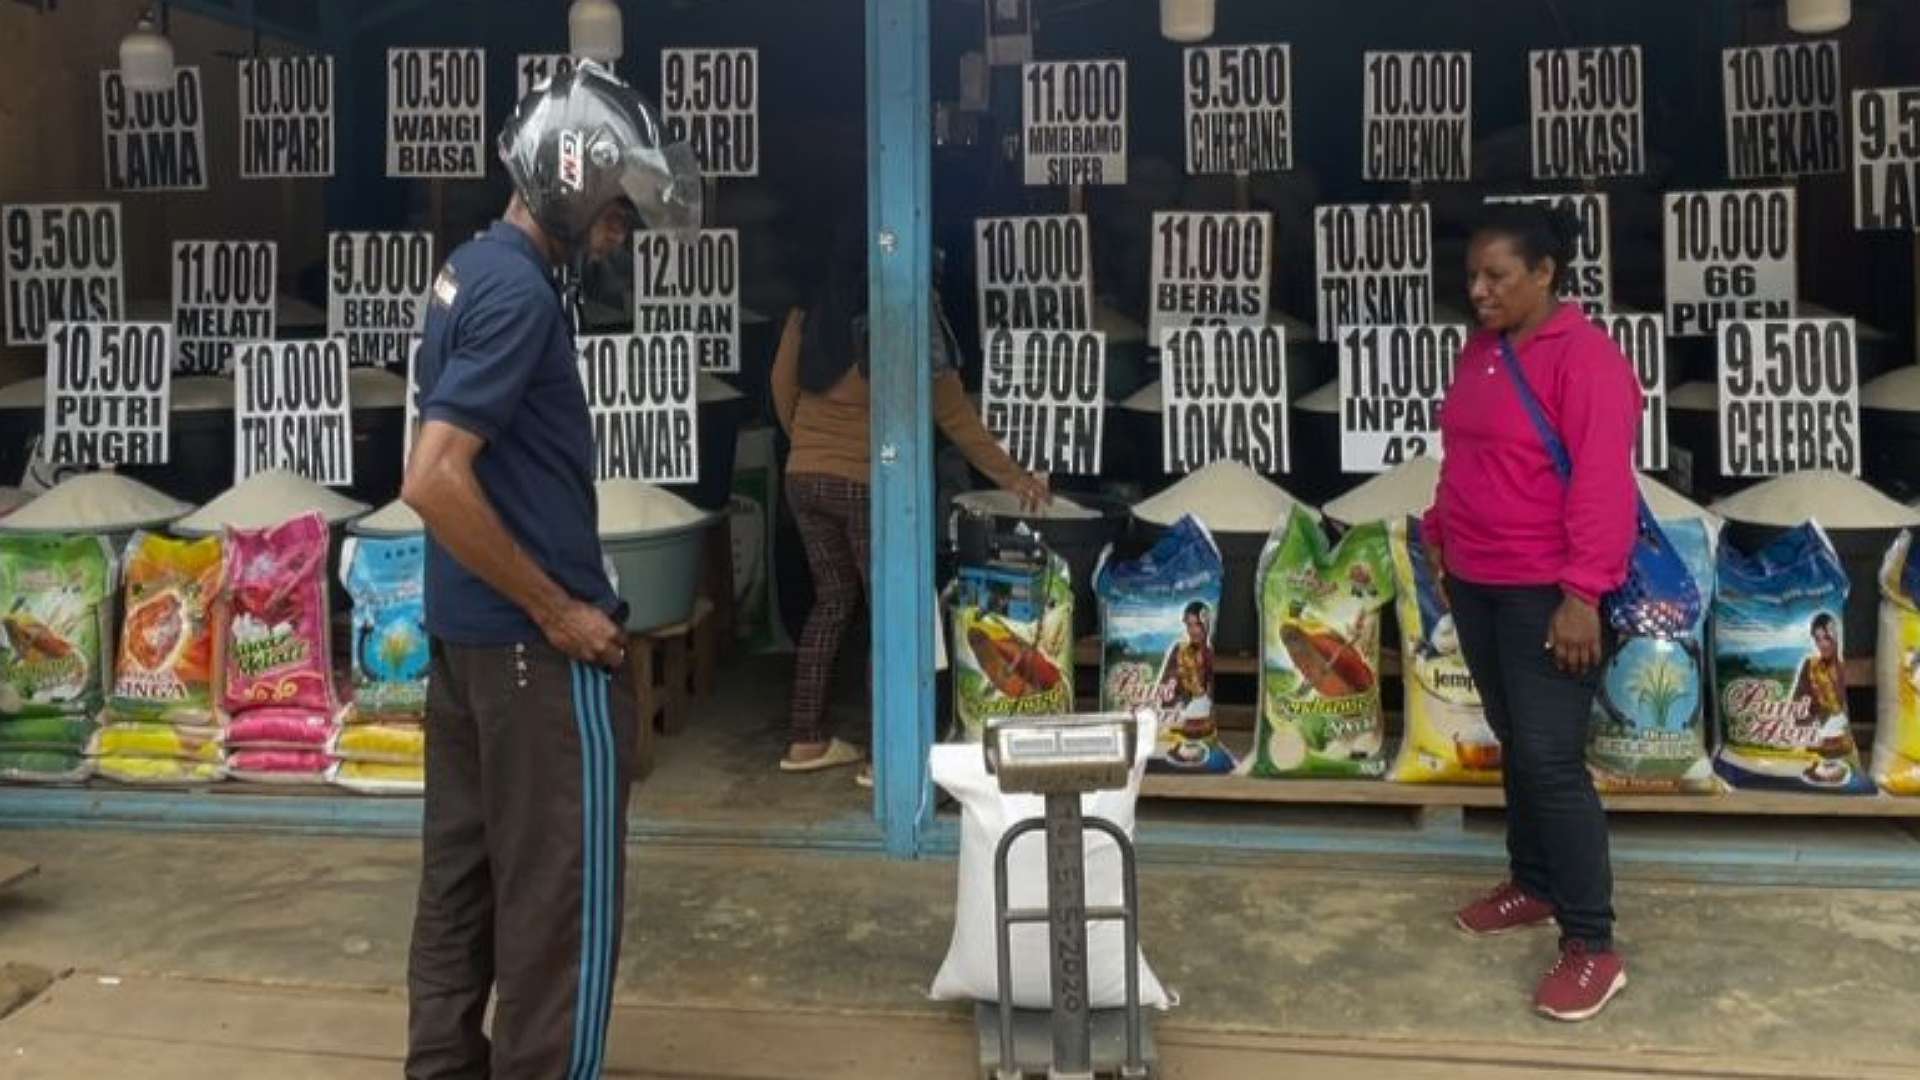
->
[627,599,718,781]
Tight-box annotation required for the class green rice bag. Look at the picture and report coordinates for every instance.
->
[0,715,96,752]
[0,535,114,719]
[0,749,91,783]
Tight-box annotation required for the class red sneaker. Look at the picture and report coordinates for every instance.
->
[1454,881,1555,936]
[1534,943,1627,1022]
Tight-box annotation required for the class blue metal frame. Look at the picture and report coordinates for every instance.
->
[865,0,936,858]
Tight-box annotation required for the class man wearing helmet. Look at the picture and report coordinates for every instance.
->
[401,61,699,1079]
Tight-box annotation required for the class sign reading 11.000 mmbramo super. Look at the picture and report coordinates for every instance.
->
[981,328,1105,475]
[233,339,352,486]
[1024,60,1127,186]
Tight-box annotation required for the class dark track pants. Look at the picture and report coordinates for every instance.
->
[1448,579,1616,950]
[406,640,637,1079]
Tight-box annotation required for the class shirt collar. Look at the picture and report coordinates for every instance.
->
[1525,302,1585,343]
[484,220,556,277]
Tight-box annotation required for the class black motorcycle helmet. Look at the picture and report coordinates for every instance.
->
[498,58,702,249]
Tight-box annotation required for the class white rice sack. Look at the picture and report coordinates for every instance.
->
[928,741,1171,1011]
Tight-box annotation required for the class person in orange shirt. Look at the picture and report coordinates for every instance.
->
[772,232,1048,782]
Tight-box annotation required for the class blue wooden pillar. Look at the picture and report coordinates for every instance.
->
[866,0,935,858]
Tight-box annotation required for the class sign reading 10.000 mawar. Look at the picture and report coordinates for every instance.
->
[633,229,740,373]
[1024,60,1127,186]
[1148,211,1271,346]
[1723,43,1844,180]
[974,214,1092,344]
[44,321,171,467]
[1337,324,1465,473]
[1853,87,1920,230]
[386,48,485,178]
[980,328,1105,475]
[1,203,124,347]
[1361,51,1471,183]
[328,231,432,369]
[1663,187,1795,338]
[1486,193,1611,315]
[173,240,276,376]
[1528,46,1644,180]
[1160,325,1288,475]
[101,67,207,192]
[1593,314,1668,472]
[578,333,699,484]
[662,48,759,177]
[1718,318,1858,478]
[1313,203,1433,343]
[238,56,334,179]
[1183,43,1291,175]
[233,339,353,487]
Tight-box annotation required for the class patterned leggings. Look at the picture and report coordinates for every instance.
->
[786,473,871,745]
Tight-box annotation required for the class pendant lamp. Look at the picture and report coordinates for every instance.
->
[1788,0,1850,33]
[1160,0,1215,43]
[119,8,175,93]
[569,0,624,64]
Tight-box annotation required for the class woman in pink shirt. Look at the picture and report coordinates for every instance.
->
[1422,203,1640,1023]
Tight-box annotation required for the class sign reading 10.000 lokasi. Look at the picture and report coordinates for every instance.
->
[1160,325,1288,475]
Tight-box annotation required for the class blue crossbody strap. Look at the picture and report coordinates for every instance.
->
[1496,334,1575,481]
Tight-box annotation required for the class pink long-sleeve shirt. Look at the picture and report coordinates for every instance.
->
[1422,304,1642,606]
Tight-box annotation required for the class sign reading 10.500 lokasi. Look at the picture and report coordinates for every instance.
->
[1,203,124,347]
[980,328,1105,475]
[233,339,353,487]
[44,321,171,468]
[633,229,740,373]
[1718,318,1857,478]
[1528,46,1644,180]
[1160,325,1288,475]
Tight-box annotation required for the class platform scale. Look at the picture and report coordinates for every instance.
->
[976,713,1156,1080]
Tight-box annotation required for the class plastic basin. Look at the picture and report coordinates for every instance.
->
[603,515,717,633]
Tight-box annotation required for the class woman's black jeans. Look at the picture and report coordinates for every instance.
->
[1448,578,1616,951]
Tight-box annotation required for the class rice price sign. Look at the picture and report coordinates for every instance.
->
[1724,43,1844,180]
[1361,52,1470,183]
[1313,203,1433,343]
[386,48,485,178]
[1663,188,1795,338]
[44,321,171,467]
[1184,43,1292,175]
[328,231,433,369]
[633,229,740,373]
[1593,314,1668,471]
[1160,325,1288,474]
[1149,211,1271,345]
[662,48,758,177]
[233,339,352,486]
[1853,87,1920,229]
[975,214,1092,342]
[1,203,124,346]
[403,337,422,467]
[981,328,1105,475]
[1023,60,1127,186]
[1485,193,1610,314]
[578,333,698,484]
[238,56,334,178]
[1718,318,1858,477]
[1528,46,1644,180]
[172,241,276,375]
[1337,324,1465,473]
[101,67,207,192]
[517,54,568,99]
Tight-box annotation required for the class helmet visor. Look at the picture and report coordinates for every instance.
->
[621,141,704,246]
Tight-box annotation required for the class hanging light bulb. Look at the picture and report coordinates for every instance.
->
[1160,0,1215,43]
[119,7,175,93]
[1788,0,1851,33]
[569,0,623,64]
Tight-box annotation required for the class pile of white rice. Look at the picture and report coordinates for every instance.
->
[0,378,46,410]
[1668,382,1717,412]
[350,368,408,408]
[598,480,708,536]
[1638,474,1719,527]
[1295,379,1340,415]
[1,473,190,532]
[1118,380,1161,414]
[174,469,371,534]
[698,374,743,403]
[354,498,424,535]
[1323,457,1440,524]
[954,489,1100,520]
[172,376,234,413]
[1863,365,1920,411]
[1711,471,1920,529]
[1133,460,1315,533]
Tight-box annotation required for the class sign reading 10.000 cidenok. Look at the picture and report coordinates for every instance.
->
[1718,318,1857,477]
[1338,324,1465,473]
[980,328,1105,475]
[578,333,699,484]
[1361,51,1471,182]
[233,338,353,487]
[1161,325,1288,474]
[44,321,171,467]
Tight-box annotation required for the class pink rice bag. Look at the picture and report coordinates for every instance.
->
[223,708,338,749]
[227,749,333,783]
[221,513,336,716]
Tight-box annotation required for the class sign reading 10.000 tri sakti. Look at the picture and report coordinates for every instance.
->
[1313,203,1433,343]
[1160,325,1289,475]
[1183,43,1291,175]
[1023,60,1127,186]
[633,229,740,373]
[233,339,353,487]
[980,328,1105,475]
[1593,314,1669,472]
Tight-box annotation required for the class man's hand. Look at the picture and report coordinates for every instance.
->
[1548,592,1603,677]
[539,598,628,669]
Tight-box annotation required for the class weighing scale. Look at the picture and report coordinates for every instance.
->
[977,712,1156,1080]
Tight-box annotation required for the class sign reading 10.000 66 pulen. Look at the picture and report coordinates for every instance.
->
[1663,187,1795,338]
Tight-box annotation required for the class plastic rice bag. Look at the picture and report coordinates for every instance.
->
[328,759,425,795]
[0,716,95,753]
[87,722,225,763]
[224,708,338,749]
[222,513,335,715]
[1874,530,1920,795]
[1094,515,1231,774]
[1588,518,1718,794]
[1385,517,1497,784]
[1252,507,1395,779]
[108,532,222,724]
[0,749,91,783]
[330,722,426,764]
[948,543,1073,743]
[0,534,114,719]
[94,756,225,785]
[1712,523,1872,794]
[342,536,429,719]
[228,749,332,783]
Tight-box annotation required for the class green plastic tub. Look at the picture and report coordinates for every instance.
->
[603,514,716,633]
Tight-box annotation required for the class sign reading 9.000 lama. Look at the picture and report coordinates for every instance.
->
[101,67,208,191]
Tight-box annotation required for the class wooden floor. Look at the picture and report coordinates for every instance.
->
[2,974,1910,1080]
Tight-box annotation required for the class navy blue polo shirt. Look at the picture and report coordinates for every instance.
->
[415,221,619,645]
